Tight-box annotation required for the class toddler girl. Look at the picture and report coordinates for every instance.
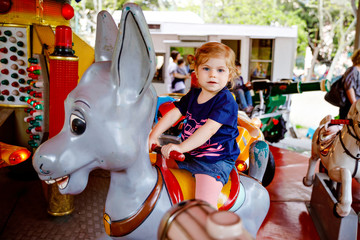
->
[149,42,240,209]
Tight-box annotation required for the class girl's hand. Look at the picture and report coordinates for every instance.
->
[161,143,182,159]
[148,133,160,152]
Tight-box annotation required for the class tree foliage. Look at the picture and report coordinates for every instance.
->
[71,0,357,75]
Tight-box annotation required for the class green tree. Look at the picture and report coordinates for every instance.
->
[71,0,357,78]
[176,0,308,63]
[293,0,356,80]
[178,0,357,78]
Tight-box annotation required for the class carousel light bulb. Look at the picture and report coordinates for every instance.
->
[9,149,31,165]
[35,104,43,110]
[61,3,74,20]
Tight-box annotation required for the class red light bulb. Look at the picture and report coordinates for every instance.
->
[1,90,9,95]
[0,0,12,14]
[0,47,8,53]
[10,55,17,61]
[27,65,41,72]
[61,3,74,20]
[272,119,279,125]
[1,69,9,74]
[11,82,19,88]
[55,25,72,48]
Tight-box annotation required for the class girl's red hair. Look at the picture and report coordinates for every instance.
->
[194,42,236,85]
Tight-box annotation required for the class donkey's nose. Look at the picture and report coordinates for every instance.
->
[39,163,51,175]
[33,154,55,176]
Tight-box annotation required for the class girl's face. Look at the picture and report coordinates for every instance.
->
[196,57,230,94]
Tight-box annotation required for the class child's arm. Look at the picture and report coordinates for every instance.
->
[161,119,222,159]
[149,107,183,150]
[173,72,188,79]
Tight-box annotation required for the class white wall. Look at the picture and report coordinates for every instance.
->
[273,37,297,81]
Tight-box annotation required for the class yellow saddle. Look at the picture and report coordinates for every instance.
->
[153,154,241,210]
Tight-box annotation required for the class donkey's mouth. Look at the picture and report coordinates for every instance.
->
[44,175,70,190]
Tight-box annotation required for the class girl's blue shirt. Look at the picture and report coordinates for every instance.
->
[174,87,240,163]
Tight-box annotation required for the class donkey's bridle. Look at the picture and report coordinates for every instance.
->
[338,120,360,177]
[103,167,163,237]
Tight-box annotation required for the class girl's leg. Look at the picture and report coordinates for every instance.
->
[195,174,223,209]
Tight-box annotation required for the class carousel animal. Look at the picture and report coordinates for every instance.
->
[32,3,270,239]
[303,100,360,217]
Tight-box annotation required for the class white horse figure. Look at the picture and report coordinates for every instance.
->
[304,100,360,217]
[32,3,270,239]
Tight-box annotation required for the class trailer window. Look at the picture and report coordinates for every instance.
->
[221,40,241,60]
[249,39,273,82]
[153,53,165,83]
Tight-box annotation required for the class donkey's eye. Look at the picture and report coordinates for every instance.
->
[70,114,86,135]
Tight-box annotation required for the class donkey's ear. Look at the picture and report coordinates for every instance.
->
[110,3,156,102]
[95,11,118,62]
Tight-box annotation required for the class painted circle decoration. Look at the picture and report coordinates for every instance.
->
[61,3,74,20]
[0,0,12,14]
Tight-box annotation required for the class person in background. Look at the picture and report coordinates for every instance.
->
[232,60,253,114]
[167,50,189,93]
[171,58,190,94]
[187,54,195,73]
[187,54,200,89]
[339,49,360,119]
[149,42,240,209]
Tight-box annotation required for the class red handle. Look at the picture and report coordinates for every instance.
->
[151,144,185,161]
[330,119,350,125]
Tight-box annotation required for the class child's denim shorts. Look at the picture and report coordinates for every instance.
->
[176,155,235,185]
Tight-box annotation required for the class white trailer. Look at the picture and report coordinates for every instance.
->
[113,11,298,95]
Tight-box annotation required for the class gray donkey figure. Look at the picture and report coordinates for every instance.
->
[33,3,270,239]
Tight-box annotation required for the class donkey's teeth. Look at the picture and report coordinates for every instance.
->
[45,179,55,184]
[56,176,69,190]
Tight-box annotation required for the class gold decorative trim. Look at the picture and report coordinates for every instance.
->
[47,208,75,216]
[49,56,79,61]
[0,23,29,28]
[0,104,28,108]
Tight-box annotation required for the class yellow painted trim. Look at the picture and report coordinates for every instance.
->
[169,169,195,200]
[33,24,55,57]
[72,32,95,81]
[25,26,31,68]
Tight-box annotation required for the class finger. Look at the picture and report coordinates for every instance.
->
[161,146,169,159]
[164,145,174,159]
